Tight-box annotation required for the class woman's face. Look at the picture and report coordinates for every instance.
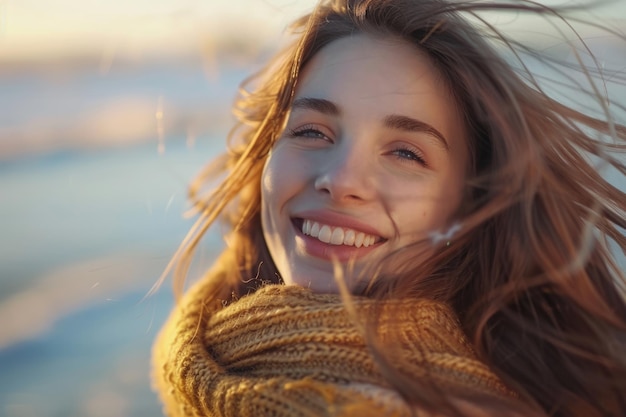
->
[261,34,468,293]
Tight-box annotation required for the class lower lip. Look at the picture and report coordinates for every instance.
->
[294,224,380,262]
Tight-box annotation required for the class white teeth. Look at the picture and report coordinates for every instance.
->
[355,232,364,248]
[301,220,379,248]
[344,229,356,246]
[310,221,320,237]
[318,225,332,243]
[330,228,344,245]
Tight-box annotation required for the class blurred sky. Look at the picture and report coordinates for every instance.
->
[0,0,318,60]
[0,0,624,61]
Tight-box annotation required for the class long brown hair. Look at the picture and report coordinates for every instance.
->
[165,0,626,415]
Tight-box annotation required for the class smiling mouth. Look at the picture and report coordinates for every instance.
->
[294,218,385,248]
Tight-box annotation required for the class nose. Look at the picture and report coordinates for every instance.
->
[314,144,375,203]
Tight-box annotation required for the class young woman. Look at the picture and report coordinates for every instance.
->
[152,0,626,416]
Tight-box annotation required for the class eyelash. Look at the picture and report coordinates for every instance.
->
[390,145,428,167]
[288,125,330,141]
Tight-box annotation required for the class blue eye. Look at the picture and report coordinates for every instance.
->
[289,126,329,140]
[391,146,427,167]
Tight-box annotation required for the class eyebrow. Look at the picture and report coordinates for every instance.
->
[291,97,449,151]
[292,97,340,116]
[383,114,449,151]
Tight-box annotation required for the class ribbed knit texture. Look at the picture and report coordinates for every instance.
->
[152,283,516,417]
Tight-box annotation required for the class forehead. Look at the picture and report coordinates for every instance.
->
[293,34,466,150]
[297,34,449,104]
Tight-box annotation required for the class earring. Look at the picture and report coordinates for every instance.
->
[429,223,460,247]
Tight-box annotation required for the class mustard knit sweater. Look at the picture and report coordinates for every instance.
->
[152,282,517,417]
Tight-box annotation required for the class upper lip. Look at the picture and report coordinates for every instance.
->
[292,209,387,240]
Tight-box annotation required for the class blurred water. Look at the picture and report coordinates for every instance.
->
[0,59,234,416]
[1,289,171,417]
[0,137,227,417]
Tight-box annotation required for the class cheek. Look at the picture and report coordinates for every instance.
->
[261,156,283,256]
[262,151,296,205]
[261,157,280,229]
[392,177,465,239]
[261,148,309,230]
[262,145,315,202]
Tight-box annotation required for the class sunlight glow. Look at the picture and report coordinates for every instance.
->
[0,0,317,60]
